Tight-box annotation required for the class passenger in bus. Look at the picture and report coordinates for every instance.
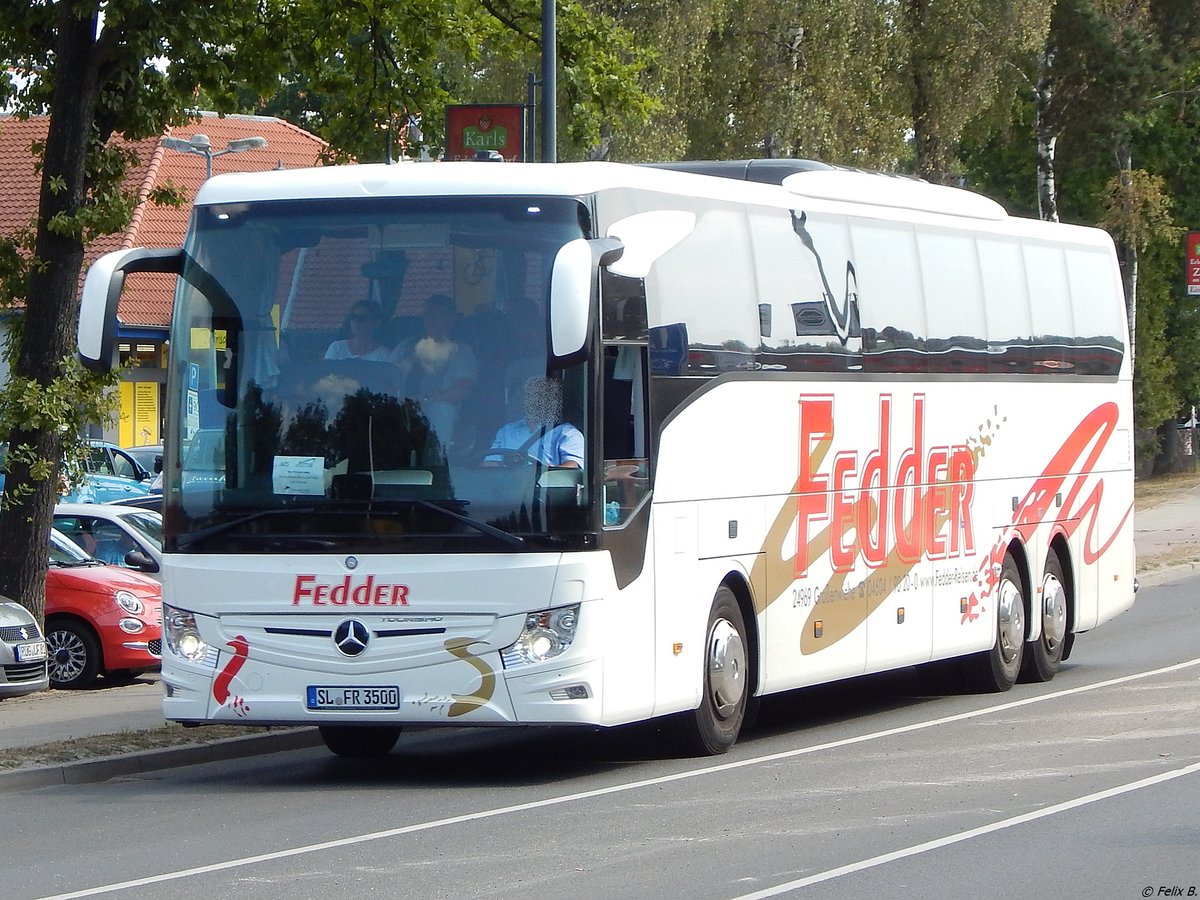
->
[390,293,478,442]
[485,376,584,468]
[324,300,392,362]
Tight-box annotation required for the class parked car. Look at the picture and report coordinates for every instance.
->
[107,494,163,513]
[0,441,153,505]
[0,597,49,699]
[53,502,162,580]
[45,528,162,688]
[120,444,163,477]
[120,443,163,494]
[70,440,159,499]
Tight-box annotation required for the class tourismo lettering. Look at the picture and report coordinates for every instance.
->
[795,394,976,576]
[292,575,410,606]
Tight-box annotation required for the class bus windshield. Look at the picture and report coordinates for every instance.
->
[167,195,593,554]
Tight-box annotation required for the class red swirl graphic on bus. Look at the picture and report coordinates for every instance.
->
[967,401,1132,618]
[213,634,250,712]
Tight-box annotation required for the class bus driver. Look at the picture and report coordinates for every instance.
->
[485,376,584,468]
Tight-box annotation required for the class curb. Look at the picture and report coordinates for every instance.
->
[1137,560,1200,589]
[0,727,323,793]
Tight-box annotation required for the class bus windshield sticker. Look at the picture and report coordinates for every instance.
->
[272,456,327,495]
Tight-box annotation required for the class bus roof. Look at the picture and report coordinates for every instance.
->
[193,160,1109,248]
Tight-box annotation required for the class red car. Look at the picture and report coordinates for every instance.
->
[45,528,162,688]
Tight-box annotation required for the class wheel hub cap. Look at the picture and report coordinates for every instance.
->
[996,580,1024,665]
[707,618,746,719]
[1042,574,1067,650]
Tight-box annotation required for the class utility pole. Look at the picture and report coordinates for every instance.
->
[541,0,556,162]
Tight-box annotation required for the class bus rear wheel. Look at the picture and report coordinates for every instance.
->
[319,725,402,758]
[671,586,749,756]
[967,553,1025,692]
[1021,552,1068,683]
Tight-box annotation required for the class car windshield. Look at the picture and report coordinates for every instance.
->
[168,195,594,554]
[48,529,93,565]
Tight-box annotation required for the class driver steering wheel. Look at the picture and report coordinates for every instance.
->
[478,448,535,468]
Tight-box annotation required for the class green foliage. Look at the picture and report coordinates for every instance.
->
[238,0,652,163]
[903,0,1053,182]
[0,358,120,509]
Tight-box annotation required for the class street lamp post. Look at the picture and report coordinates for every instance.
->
[160,133,268,179]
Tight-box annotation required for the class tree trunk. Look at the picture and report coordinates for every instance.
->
[0,6,103,621]
[1035,46,1059,223]
[907,0,948,184]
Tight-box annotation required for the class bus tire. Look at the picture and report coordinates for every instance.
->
[967,553,1025,692]
[1021,552,1068,683]
[671,586,749,756]
[319,725,402,758]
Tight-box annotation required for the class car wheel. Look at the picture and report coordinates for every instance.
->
[670,585,749,755]
[319,725,403,758]
[47,620,102,689]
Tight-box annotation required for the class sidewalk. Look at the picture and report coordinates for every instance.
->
[3,475,1199,791]
[0,674,321,790]
[1132,475,1200,585]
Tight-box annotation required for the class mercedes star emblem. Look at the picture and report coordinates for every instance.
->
[333,619,370,656]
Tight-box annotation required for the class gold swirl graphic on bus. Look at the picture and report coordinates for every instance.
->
[444,637,496,718]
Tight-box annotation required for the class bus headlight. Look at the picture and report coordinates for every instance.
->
[501,605,580,668]
[164,604,210,663]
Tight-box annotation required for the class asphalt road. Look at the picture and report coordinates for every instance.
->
[5,568,1198,900]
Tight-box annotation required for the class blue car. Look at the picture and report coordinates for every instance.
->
[0,441,153,504]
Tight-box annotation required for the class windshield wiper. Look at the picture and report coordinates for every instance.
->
[49,559,103,568]
[414,501,525,548]
[176,508,319,550]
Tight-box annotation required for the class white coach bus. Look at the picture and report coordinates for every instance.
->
[78,159,1135,757]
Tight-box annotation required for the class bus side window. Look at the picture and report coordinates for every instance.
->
[603,344,650,527]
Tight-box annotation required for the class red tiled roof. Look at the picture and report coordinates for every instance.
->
[0,113,327,328]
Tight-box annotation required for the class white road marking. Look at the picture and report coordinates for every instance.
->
[731,760,1200,899]
[40,656,1200,899]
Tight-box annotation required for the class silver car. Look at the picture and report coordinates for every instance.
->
[0,597,49,699]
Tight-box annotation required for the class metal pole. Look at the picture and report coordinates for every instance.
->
[526,73,537,163]
[541,0,556,163]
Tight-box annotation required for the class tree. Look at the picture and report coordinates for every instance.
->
[243,0,651,163]
[902,0,1052,183]
[686,0,909,167]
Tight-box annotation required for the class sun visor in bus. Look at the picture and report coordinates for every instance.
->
[605,210,697,278]
[781,171,1008,220]
[78,247,184,373]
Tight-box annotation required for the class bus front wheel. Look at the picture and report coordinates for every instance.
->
[319,725,402,758]
[672,586,749,756]
[967,553,1025,692]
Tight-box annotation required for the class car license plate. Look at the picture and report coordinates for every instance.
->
[306,686,400,710]
[16,641,47,663]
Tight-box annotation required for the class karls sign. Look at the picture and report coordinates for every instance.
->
[1187,232,1200,297]
[445,105,525,161]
